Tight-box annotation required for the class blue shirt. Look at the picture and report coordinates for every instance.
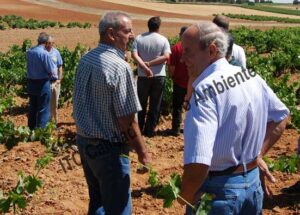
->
[27,45,56,79]
[184,58,289,171]
[73,44,141,143]
[49,47,63,79]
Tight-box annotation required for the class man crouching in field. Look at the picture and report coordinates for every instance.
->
[73,11,150,215]
[179,22,289,214]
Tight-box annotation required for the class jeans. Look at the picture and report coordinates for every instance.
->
[27,79,51,130]
[77,135,132,215]
[186,168,263,215]
[137,76,165,136]
[172,83,187,133]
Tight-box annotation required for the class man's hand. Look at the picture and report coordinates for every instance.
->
[55,79,61,86]
[179,163,209,205]
[142,63,153,78]
[258,156,275,199]
[137,150,151,166]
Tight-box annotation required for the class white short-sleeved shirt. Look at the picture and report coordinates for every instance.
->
[232,43,246,69]
[184,58,289,171]
[132,32,171,77]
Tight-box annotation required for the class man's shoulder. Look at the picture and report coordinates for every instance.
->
[138,32,168,41]
[155,33,169,42]
[81,48,128,69]
[28,46,48,56]
[233,43,245,53]
[172,42,182,50]
[52,47,61,55]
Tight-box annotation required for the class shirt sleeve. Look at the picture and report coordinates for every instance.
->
[132,38,138,53]
[163,38,171,55]
[56,50,63,67]
[239,47,246,69]
[43,53,56,77]
[113,65,142,118]
[261,79,290,122]
[184,90,218,166]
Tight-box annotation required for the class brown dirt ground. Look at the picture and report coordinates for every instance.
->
[0,0,99,23]
[0,98,299,215]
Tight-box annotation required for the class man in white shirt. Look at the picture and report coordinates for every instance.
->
[179,22,289,215]
[213,14,246,69]
[132,16,171,137]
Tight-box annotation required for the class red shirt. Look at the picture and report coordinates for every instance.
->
[169,42,189,88]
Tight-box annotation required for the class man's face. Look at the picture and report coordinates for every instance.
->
[45,38,54,52]
[181,26,211,77]
[113,16,134,52]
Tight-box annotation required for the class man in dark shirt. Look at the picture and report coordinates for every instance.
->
[168,26,188,136]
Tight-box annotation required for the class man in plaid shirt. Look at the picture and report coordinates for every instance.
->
[73,11,150,215]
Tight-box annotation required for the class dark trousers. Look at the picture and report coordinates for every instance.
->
[77,135,131,215]
[27,79,51,130]
[172,83,187,133]
[137,76,165,136]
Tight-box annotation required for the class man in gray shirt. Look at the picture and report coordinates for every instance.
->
[132,16,171,137]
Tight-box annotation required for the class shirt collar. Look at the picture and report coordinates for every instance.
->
[98,43,125,60]
[37,44,46,50]
[192,58,229,88]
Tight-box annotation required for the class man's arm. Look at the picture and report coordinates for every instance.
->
[258,117,289,198]
[168,65,175,78]
[260,118,289,156]
[44,53,56,78]
[145,53,170,67]
[118,113,150,165]
[180,163,209,204]
[56,65,63,84]
[131,51,153,77]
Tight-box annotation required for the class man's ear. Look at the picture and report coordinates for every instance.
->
[107,28,115,41]
[209,43,218,59]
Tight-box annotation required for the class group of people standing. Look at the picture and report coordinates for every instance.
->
[26,32,63,130]
[26,11,290,215]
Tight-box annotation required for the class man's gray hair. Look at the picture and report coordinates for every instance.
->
[37,32,49,44]
[195,22,228,58]
[99,11,131,36]
[47,35,54,42]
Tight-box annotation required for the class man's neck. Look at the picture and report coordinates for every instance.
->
[149,30,159,33]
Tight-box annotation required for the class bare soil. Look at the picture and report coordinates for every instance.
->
[0,99,299,215]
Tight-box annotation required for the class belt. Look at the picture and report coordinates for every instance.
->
[28,78,49,82]
[208,158,258,177]
[84,137,124,159]
[86,137,122,146]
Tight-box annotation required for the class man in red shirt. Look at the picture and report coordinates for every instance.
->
[168,26,188,136]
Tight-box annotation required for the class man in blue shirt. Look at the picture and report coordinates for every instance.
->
[27,32,56,129]
[179,22,289,214]
[45,35,63,126]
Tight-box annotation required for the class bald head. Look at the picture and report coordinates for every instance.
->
[183,22,228,58]
[99,11,131,37]
[181,22,228,76]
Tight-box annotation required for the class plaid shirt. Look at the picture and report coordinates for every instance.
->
[73,43,141,143]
